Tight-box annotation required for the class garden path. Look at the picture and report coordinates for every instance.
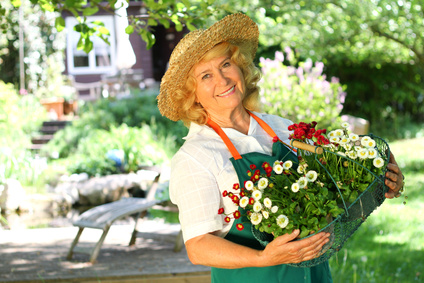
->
[0,220,211,283]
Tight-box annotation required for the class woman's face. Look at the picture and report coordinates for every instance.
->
[192,55,246,119]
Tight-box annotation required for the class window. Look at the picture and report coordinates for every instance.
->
[66,16,117,75]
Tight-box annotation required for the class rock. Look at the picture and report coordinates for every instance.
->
[76,174,142,206]
[0,179,28,213]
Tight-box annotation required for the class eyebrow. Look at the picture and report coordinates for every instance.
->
[195,56,231,78]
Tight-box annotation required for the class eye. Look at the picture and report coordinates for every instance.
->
[201,73,211,80]
[222,61,231,68]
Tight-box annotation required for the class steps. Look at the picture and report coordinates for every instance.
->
[31,120,71,151]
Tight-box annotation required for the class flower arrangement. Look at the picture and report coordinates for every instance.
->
[219,121,388,239]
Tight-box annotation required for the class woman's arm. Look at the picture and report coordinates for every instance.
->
[384,153,404,199]
[185,229,330,268]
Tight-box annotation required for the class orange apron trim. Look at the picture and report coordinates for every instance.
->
[207,111,296,160]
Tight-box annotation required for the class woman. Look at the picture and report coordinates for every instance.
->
[157,13,404,282]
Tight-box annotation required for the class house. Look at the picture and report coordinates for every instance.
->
[63,1,185,101]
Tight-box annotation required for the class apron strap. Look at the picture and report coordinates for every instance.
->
[207,118,243,160]
[207,111,295,160]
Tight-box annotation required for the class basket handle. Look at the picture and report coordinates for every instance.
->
[290,140,324,155]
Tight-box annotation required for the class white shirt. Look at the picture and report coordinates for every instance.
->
[170,112,293,242]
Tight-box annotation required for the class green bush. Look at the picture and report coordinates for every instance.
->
[67,123,178,177]
[324,59,424,140]
[259,49,346,128]
[44,88,187,158]
[0,81,47,185]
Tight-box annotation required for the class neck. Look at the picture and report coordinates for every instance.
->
[208,108,251,134]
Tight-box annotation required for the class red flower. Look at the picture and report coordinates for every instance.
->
[224,216,231,223]
[249,198,255,205]
[272,136,279,143]
[250,164,256,170]
[236,223,244,231]
[222,190,228,197]
[233,183,240,190]
[218,208,224,214]
[233,211,241,219]
[232,195,239,204]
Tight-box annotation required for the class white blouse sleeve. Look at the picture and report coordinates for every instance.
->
[170,150,223,243]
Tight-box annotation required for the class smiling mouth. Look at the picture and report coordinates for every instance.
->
[217,86,235,97]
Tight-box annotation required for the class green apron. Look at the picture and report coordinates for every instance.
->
[207,112,333,283]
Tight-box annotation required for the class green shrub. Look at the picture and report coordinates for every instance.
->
[67,123,179,177]
[259,49,346,128]
[0,81,47,185]
[44,88,187,158]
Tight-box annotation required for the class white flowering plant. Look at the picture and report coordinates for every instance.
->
[219,121,388,239]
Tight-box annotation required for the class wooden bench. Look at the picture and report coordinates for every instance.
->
[66,166,184,263]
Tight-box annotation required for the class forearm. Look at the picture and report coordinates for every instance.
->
[185,233,266,269]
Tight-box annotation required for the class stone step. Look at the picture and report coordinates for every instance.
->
[31,135,55,145]
[40,125,66,135]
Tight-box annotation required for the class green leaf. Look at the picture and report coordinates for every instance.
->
[83,6,99,16]
[147,19,157,26]
[185,21,197,31]
[97,26,110,35]
[125,25,134,34]
[11,0,21,8]
[158,19,170,28]
[175,22,183,32]
[55,17,66,32]
[84,38,94,53]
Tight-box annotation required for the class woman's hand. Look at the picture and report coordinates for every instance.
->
[261,229,330,265]
[384,153,404,199]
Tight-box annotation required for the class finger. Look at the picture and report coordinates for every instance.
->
[385,171,400,185]
[296,236,330,262]
[386,163,400,176]
[274,229,300,245]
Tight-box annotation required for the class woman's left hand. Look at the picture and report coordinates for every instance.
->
[384,153,404,199]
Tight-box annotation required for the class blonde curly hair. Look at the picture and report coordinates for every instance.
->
[173,42,262,127]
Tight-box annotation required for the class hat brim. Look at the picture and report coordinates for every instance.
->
[158,13,259,121]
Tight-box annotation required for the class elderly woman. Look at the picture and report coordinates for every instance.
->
[157,13,404,283]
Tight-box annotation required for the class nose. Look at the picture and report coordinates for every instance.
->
[215,70,230,86]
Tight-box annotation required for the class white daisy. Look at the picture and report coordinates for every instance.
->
[361,136,371,147]
[245,180,254,191]
[347,150,358,160]
[291,182,300,192]
[367,148,378,159]
[373,157,385,168]
[271,206,278,213]
[263,197,272,209]
[358,148,369,159]
[335,129,344,137]
[341,122,350,128]
[239,196,250,208]
[330,137,340,144]
[252,190,263,201]
[349,133,359,142]
[262,210,270,219]
[305,170,318,182]
[277,214,289,228]
[251,212,263,225]
[298,177,308,188]
[258,178,269,190]
[273,164,284,174]
[253,201,263,212]
[283,160,293,170]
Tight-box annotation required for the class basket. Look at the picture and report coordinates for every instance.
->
[253,134,390,267]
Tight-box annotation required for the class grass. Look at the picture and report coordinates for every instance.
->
[329,137,424,283]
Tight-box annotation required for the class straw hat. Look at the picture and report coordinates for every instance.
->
[157,13,259,121]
